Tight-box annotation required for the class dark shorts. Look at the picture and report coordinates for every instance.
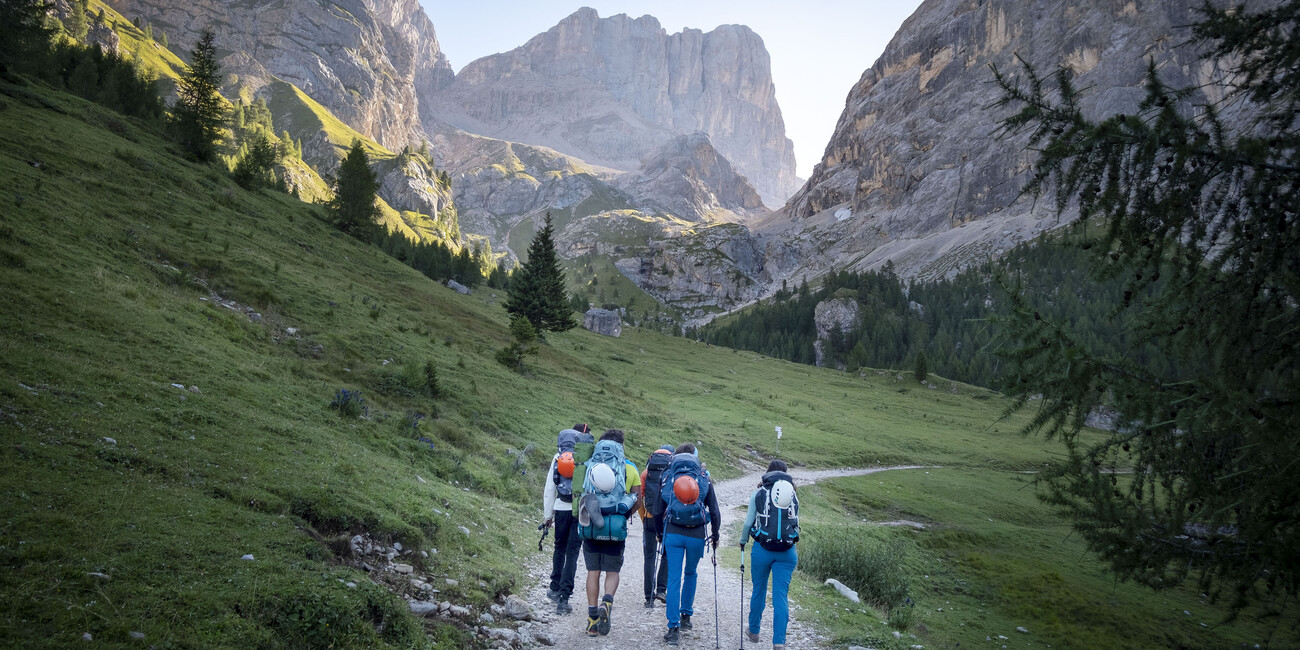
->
[583,539,626,572]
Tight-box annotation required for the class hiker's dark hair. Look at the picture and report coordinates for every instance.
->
[767,459,788,472]
[600,428,624,444]
[574,423,591,434]
[674,443,696,455]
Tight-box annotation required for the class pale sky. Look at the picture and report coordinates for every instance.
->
[418,1,924,180]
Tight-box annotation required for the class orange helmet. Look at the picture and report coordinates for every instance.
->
[673,476,700,505]
[557,452,575,478]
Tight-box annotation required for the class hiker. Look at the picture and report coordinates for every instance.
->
[741,460,800,650]
[575,428,640,637]
[659,443,720,646]
[542,423,594,614]
[640,445,674,607]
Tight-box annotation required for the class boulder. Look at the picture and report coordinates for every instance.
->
[824,578,861,603]
[583,309,622,338]
[503,594,532,620]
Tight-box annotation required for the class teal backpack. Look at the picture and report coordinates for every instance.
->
[576,440,636,541]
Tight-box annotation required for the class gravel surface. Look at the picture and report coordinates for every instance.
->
[521,466,930,648]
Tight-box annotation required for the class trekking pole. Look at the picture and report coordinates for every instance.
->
[536,522,550,552]
[711,541,720,649]
[739,542,746,650]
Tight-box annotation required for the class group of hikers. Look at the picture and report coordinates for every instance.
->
[541,424,800,648]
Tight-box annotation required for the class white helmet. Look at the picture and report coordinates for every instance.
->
[770,480,795,509]
[590,463,617,493]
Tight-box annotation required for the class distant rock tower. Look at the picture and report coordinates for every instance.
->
[583,308,622,338]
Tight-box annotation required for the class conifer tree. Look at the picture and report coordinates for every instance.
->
[64,0,88,40]
[993,0,1299,610]
[173,28,224,161]
[330,139,382,240]
[504,212,576,333]
[0,0,54,75]
[913,350,928,383]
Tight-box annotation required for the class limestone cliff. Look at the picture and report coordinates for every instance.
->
[106,0,453,151]
[762,0,1220,283]
[425,8,799,206]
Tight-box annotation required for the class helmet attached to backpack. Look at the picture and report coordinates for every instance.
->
[589,462,616,493]
[557,452,575,479]
[661,454,710,528]
[751,470,799,551]
[770,479,795,509]
[673,475,700,504]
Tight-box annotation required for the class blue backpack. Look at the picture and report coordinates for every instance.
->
[660,454,710,528]
[576,440,636,541]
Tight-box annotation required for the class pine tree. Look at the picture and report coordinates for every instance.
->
[64,0,89,40]
[913,350,928,383]
[504,212,576,333]
[173,28,224,161]
[330,139,382,240]
[993,0,1300,610]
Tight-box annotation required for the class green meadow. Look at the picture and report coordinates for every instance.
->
[0,77,1294,648]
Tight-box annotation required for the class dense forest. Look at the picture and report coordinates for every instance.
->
[690,236,1173,389]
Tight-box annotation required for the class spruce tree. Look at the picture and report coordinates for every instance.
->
[993,0,1299,610]
[504,212,576,333]
[330,139,382,240]
[913,350,928,383]
[173,28,224,161]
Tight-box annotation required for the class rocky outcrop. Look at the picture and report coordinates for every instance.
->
[582,309,622,337]
[761,0,1219,282]
[615,222,769,315]
[617,132,765,223]
[107,0,453,150]
[813,298,860,368]
[425,8,799,206]
[374,154,456,234]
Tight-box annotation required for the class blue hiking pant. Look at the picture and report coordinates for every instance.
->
[748,544,798,645]
[663,533,705,628]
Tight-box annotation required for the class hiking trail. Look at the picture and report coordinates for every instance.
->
[519,465,932,648]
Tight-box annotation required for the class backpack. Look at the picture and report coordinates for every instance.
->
[643,449,673,518]
[576,440,636,541]
[552,429,594,501]
[751,471,799,551]
[660,454,711,528]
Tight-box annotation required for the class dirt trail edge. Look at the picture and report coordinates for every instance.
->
[519,465,932,649]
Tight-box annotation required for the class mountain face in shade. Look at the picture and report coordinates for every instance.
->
[425,7,800,207]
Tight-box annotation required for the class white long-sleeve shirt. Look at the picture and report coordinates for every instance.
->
[542,454,572,519]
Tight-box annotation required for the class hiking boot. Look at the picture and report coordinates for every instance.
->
[772,644,786,650]
[654,590,667,603]
[679,614,692,631]
[546,588,561,603]
[556,597,571,615]
[586,614,599,636]
[644,597,655,608]
[597,599,613,635]
[663,627,680,646]
[746,628,761,643]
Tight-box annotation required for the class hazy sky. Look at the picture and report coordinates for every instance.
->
[418,1,924,179]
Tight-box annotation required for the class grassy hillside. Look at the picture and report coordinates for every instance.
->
[0,79,1292,648]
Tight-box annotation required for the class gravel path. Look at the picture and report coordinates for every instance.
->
[520,466,931,649]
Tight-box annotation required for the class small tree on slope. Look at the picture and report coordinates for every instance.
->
[173,28,224,162]
[331,139,382,241]
[504,212,576,333]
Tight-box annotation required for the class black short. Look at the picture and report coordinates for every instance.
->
[582,539,626,572]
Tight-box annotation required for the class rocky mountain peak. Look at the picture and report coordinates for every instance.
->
[426,8,799,206]
[618,132,764,222]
